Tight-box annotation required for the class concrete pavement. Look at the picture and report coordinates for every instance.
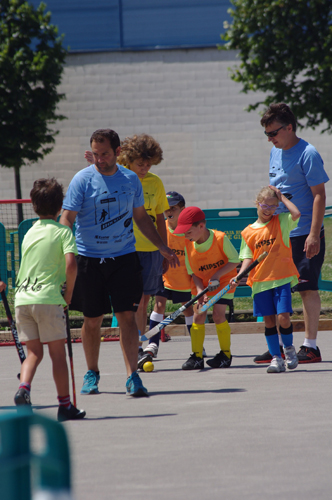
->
[1,330,332,500]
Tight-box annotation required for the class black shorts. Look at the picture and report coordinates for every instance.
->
[291,228,325,292]
[156,288,192,304]
[70,253,143,317]
[214,298,233,306]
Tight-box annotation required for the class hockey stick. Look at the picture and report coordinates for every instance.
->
[196,251,268,314]
[139,285,210,342]
[65,307,77,407]
[0,285,26,378]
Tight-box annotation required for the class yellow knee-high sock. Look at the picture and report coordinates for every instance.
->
[216,320,231,358]
[191,323,205,358]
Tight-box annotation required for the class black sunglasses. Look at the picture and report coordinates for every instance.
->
[264,125,284,138]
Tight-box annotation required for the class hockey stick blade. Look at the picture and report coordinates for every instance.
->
[1,288,26,365]
[140,285,210,341]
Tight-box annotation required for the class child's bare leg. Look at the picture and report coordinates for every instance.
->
[193,308,206,325]
[47,339,69,397]
[183,304,194,334]
[136,294,151,336]
[212,303,227,325]
[50,339,86,421]
[154,295,167,315]
[20,339,44,384]
[148,295,167,346]
[265,314,277,328]
[277,312,294,349]
[183,305,194,318]
[278,312,291,329]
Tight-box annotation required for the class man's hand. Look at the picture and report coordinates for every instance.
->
[208,279,219,291]
[304,233,320,259]
[159,246,180,268]
[162,258,169,274]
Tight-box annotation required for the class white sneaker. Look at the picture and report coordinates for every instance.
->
[266,356,286,373]
[284,345,298,370]
[144,342,158,358]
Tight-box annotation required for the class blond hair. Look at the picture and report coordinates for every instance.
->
[255,186,278,206]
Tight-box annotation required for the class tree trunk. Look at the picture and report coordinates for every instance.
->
[14,166,23,225]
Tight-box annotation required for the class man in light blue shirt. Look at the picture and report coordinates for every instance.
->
[256,103,329,364]
[60,129,179,397]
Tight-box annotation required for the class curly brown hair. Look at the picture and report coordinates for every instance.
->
[117,134,163,167]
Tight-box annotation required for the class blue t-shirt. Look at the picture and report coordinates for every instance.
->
[62,164,145,258]
[269,139,329,237]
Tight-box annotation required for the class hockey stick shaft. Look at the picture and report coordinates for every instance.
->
[139,285,210,341]
[1,288,26,364]
[65,308,76,407]
[197,251,268,314]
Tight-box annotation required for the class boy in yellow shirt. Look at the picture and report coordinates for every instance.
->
[139,191,197,366]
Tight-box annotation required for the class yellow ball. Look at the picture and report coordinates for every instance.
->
[143,361,154,372]
[101,337,104,342]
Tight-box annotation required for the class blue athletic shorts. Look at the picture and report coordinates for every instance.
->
[137,250,164,295]
[253,283,293,317]
[291,228,325,292]
[156,288,192,304]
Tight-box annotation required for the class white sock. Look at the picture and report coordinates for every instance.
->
[303,338,317,349]
[278,335,283,347]
[150,311,163,322]
[185,315,194,327]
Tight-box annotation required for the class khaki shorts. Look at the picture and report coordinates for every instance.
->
[15,304,67,343]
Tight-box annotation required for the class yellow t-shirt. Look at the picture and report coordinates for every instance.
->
[132,171,169,252]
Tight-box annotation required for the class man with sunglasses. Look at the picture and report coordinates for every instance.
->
[255,102,329,364]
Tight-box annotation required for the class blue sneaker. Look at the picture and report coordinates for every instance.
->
[126,371,149,397]
[81,370,100,395]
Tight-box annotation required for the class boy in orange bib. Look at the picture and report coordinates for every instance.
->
[174,206,240,370]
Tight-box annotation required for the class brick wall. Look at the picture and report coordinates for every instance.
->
[0,48,330,208]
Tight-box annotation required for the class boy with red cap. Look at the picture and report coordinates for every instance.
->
[174,206,240,370]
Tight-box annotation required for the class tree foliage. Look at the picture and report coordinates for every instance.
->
[221,0,332,132]
[0,0,67,179]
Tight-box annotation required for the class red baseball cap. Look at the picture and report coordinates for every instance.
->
[174,206,206,234]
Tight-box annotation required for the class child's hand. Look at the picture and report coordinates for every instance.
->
[195,288,207,305]
[194,294,209,314]
[269,185,282,201]
[84,150,94,164]
[63,289,73,305]
[208,279,219,291]
[0,281,6,293]
[229,277,238,290]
